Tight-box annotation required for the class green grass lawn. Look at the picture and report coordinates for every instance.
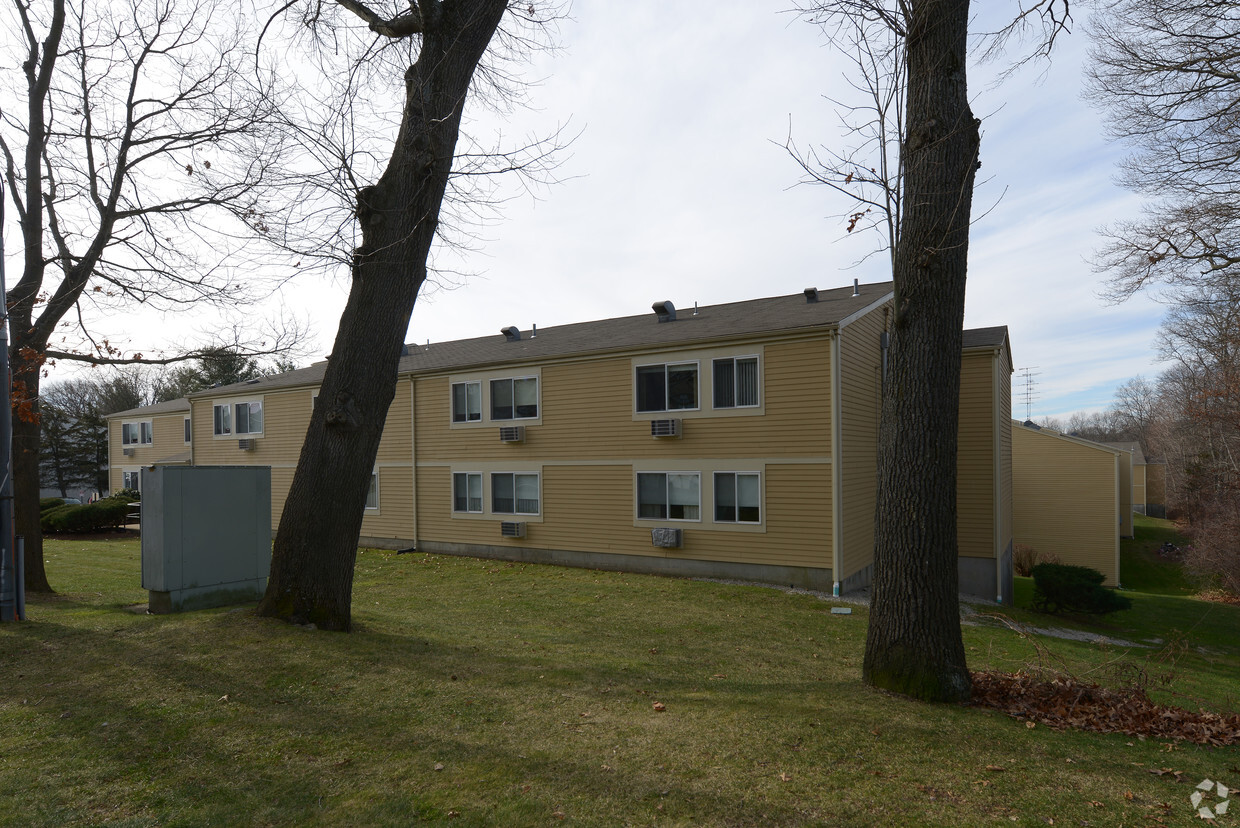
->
[1121,514,1196,595]
[1,536,1237,827]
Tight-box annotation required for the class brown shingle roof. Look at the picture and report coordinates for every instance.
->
[195,281,896,397]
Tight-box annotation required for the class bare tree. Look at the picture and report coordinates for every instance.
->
[797,0,1070,703]
[1086,0,1240,301]
[1,0,300,591]
[256,0,560,631]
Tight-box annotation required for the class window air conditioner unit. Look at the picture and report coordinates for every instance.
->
[500,521,526,539]
[651,527,683,548]
[499,425,525,443]
[122,448,136,457]
[650,418,681,438]
[237,439,256,451]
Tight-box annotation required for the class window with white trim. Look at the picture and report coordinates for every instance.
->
[451,381,481,423]
[365,471,379,510]
[122,421,153,446]
[214,401,262,436]
[122,470,140,491]
[637,472,700,521]
[713,356,759,408]
[490,377,538,420]
[491,472,539,515]
[714,472,761,523]
[183,417,192,444]
[452,472,483,513]
[636,363,698,412]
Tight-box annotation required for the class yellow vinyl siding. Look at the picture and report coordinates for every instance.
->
[997,347,1013,554]
[957,351,995,559]
[109,411,189,492]
[1012,426,1120,585]
[416,463,832,570]
[1132,463,1147,509]
[375,379,414,464]
[413,338,833,464]
[360,465,416,540]
[836,303,886,580]
[1117,451,1134,537]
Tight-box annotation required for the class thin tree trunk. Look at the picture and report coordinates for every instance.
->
[862,0,977,703]
[257,0,508,631]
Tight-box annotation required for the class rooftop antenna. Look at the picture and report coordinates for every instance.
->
[1018,366,1041,421]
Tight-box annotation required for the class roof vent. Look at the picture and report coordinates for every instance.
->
[804,288,819,303]
[852,279,860,297]
[501,326,521,342]
[653,301,676,323]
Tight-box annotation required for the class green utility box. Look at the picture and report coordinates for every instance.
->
[141,465,272,613]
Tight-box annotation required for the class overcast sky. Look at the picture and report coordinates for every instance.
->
[34,3,1169,420]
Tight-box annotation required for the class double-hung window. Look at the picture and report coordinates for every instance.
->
[713,356,759,408]
[636,363,698,412]
[491,472,539,515]
[637,472,700,521]
[451,381,481,423]
[122,470,140,491]
[452,472,483,513]
[490,377,538,420]
[714,472,761,523]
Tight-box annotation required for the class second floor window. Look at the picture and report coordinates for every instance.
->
[214,401,262,436]
[636,363,698,412]
[713,356,759,408]
[122,422,153,445]
[451,381,481,423]
[490,377,538,420]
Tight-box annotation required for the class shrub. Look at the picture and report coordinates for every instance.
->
[40,497,65,512]
[1013,543,1062,577]
[1031,563,1133,615]
[113,488,140,503]
[42,498,132,534]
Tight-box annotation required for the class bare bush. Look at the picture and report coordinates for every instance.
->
[1183,492,1240,596]
[1013,543,1062,577]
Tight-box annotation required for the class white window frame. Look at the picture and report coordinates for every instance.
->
[490,472,540,516]
[121,470,140,491]
[365,470,379,511]
[636,472,701,522]
[451,381,482,423]
[452,472,484,514]
[489,376,539,421]
[122,420,153,446]
[713,471,762,524]
[183,417,192,444]
[635,361,700,413]
[213,399,263,437]
[712,355,760,409]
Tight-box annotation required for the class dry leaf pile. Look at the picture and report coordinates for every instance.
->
[971,671,1240,746]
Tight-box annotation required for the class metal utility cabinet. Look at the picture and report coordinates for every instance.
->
[141,465,272,613]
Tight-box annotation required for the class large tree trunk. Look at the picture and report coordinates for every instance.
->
[862,0,977,703]
[257,0,508,631]
[13,368,51,593]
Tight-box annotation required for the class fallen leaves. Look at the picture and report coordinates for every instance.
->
[652,702,666,712]
[971,671,1240,745]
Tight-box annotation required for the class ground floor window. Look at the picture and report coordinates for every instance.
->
[491,472,539,515]
[453,472,483,513]
[637,472,700,521]
[365,471,379,510]
[122,470,140,491]
[714,472,760,523]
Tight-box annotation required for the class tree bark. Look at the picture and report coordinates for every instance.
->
[13,365,51,593]
[862,0,977,703]
[256,0,509,631]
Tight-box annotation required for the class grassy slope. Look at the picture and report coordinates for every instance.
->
[1121,514,1196,595]
[0,537,1235,827]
